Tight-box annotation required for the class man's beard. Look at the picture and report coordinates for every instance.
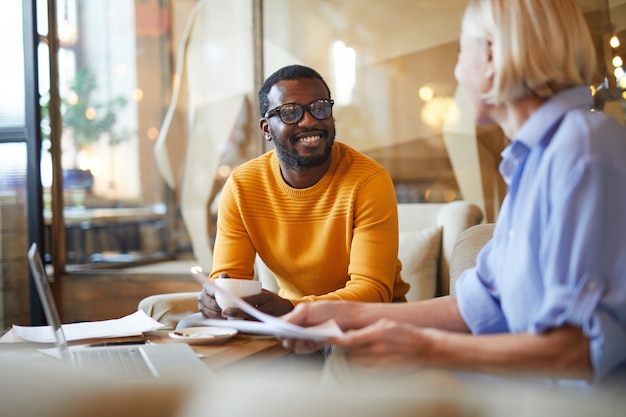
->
[272,131,335,170]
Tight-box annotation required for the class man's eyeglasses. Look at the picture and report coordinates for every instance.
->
[264,99,334,124]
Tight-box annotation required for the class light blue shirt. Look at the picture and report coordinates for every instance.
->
[456,86,626,383]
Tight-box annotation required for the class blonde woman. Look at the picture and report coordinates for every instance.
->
[283,0,626,386]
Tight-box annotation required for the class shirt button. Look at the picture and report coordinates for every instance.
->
[508,229,515,238]
[586,281,598,291]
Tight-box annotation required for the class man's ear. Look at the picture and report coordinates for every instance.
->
[259,119,272,141]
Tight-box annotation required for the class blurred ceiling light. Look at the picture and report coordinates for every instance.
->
[332,40,356,106]
[614,67,625,79]
[418,85,434,101]
[612,56,623,68]
[610,35,620,49]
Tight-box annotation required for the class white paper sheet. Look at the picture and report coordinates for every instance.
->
[11,310,163,343]
[191,268,343,341]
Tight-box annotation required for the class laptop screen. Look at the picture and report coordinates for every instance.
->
[27,243,75,365]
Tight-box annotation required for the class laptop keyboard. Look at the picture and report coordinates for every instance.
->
[75,347,157,378]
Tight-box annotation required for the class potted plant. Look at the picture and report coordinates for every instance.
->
[41,66,128,195]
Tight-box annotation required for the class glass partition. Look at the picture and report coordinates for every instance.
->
[38,0,625,269]
[40,0,178,266]
[262,0,498,218]
[0,2,30,329]
[0,1,26,128]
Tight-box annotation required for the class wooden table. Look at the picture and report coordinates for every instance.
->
[0,328,292,373]
[144,330,291,371]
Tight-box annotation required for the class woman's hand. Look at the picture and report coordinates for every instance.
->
[332,319,434,373]
[280,300,357,354]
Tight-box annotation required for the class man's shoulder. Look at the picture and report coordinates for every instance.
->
[231,151,275,176]
[334,142,385,171]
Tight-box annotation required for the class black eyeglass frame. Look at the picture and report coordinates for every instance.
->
[264,99,334,124]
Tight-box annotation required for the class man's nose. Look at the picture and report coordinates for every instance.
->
[298,108,318,126]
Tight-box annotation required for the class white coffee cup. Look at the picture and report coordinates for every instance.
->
[214,278,262,310]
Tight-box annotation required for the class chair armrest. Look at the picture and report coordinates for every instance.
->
[449,223,495,297]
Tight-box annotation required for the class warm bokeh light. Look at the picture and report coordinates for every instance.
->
[418,85,434,101]
[612,56,623,68]
[590,85,596,96]
[57,20,78,46]
[68,92,79,105]
[85,107,96,120]
[133,88,144,101]
[147,127,159,140]
[614,67,625,79]
[610,35,620,49]
[421,96,456,129]
[216,164,232,179]
[424,188,457,203]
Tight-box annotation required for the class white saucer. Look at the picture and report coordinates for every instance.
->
[168,326,238,345]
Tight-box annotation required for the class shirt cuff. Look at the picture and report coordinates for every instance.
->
[456,268,509,334]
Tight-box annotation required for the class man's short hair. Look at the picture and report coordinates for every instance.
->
[258,65,332,116]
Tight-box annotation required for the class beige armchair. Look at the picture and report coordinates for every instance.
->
[395,201,483,300]
[449,223,495,296]
[139,201,486,329]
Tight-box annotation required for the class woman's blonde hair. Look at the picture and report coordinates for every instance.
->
[461,0,597,105]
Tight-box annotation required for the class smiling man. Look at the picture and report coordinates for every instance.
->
[196,64,410,320]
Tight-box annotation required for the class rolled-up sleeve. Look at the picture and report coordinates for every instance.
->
[456,240,510,334]
[528,271,626,381]
[530,158,626,382]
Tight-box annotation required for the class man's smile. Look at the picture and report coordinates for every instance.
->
[297,134,322,144]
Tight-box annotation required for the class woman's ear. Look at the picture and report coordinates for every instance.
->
[484,40,495,81]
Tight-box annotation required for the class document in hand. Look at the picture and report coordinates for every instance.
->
[191,268,343,341]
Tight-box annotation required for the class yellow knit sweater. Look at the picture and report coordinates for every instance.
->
[211,142,409,304]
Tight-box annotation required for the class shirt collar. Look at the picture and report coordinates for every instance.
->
[499,86,593,185]
[499,141,529,185]
[514,86,593,149]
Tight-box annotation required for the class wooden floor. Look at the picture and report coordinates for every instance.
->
[58,260,200,323]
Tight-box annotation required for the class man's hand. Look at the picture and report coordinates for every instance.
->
[197,280,223,320]
[198,272,293,320]
[224,290,294,319]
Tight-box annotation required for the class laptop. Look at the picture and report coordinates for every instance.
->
[27,243,214,380]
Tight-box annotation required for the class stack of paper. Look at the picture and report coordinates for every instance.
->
[12,310,163,343]
[192,269,343,341]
